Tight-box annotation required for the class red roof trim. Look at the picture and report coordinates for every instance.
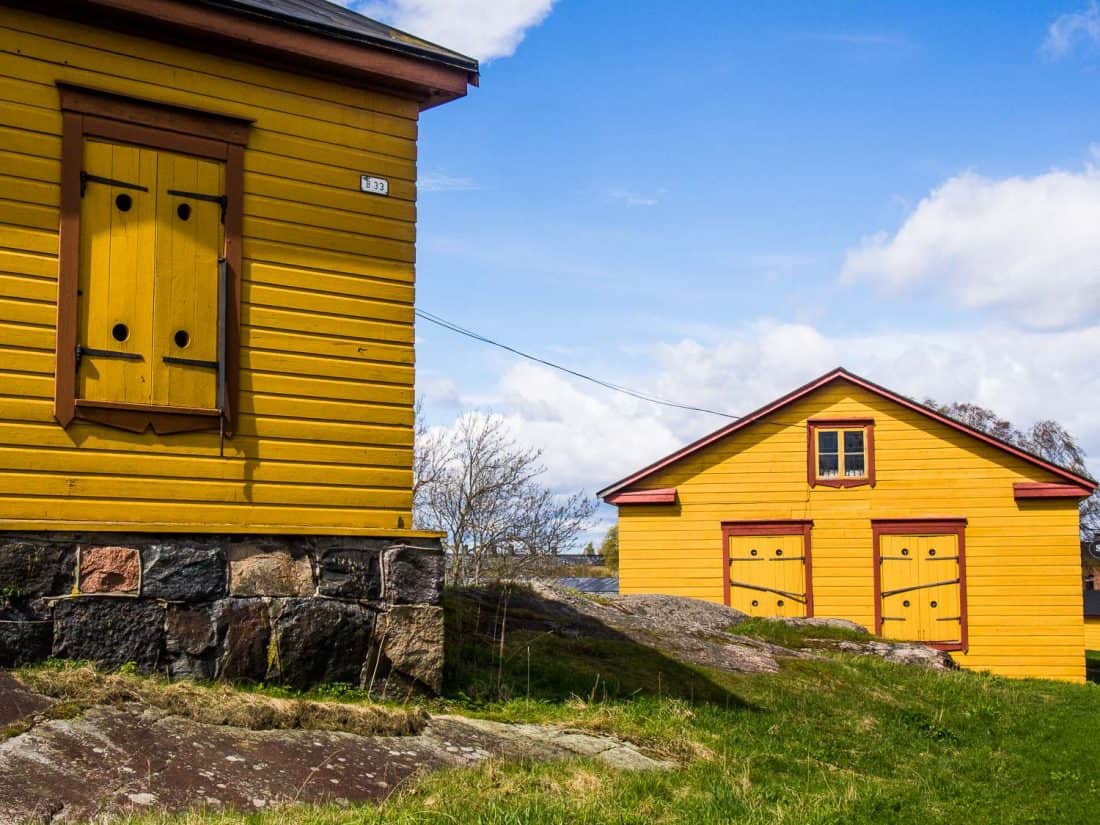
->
[604,487,677,505]
[1013,482,1094,500]
[598,367,1098,500]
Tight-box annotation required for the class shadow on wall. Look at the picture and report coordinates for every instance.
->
[443,585,753,709]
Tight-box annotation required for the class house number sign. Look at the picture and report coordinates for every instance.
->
[360,174,389,196]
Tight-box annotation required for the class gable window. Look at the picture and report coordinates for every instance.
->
[54,85,250,435]
[807,419,875,488]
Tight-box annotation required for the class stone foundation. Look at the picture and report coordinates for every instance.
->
[0,533,445,694]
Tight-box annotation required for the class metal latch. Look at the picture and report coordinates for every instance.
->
[75,345,143,368]
[166,188,228,223]
[80,172,148,198]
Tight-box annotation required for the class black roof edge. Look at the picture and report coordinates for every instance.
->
[196,0,479,77]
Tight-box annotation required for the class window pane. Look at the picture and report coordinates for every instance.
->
[845,453,865,477]
[818,431,838,452]
[843,430,864,453]
[818,453,839,477]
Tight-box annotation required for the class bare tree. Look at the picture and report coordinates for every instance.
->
[413,409,596,585]
[925,399,1098,538]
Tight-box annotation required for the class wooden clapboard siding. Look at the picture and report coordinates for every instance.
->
[0,5,431,535]
[1085,618,1100,650]
[617,380,1087,682]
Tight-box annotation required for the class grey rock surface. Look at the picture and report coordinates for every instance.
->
[142,543,227,602]
[777,616,869,633]
[52,598,165,671]
[317,547,381,600]
[0,701,667,823]
[382,544,444,605]
[269,599,373,689]
[0,541,74,601]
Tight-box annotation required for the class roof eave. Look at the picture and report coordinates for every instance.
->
[598,367,1098,500]
[28,0,477,109]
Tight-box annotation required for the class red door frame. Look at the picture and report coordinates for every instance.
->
[721,520,814,617]
[871,518,969,652]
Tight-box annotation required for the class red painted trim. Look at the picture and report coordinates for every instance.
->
[1013,482,1094,500]
[871,519,968,653]
[597,367,1097,499]
[605,488,677,505]
[806,418,876,489]
[721,520,814,617]
[36,0,475,109]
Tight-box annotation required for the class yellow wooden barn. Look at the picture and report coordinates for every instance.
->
[599,368,1097,682]
[0,0,477,536]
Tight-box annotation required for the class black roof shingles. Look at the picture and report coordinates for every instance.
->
[195,0,478,73]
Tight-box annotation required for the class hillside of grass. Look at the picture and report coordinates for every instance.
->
[111,589,1100,824]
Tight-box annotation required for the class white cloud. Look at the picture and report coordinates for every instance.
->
[419,171,479,192]
[421,321,1100,498]
[841,166,1100,329]
[609,189,662,208]
[346,0,557,61]
[1042,2,1100,59]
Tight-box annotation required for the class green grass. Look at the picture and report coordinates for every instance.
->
[730,617,873,648]
[107,593,1100,823]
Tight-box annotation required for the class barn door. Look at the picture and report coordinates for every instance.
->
[727,533,808,617]
[879,533,962,645]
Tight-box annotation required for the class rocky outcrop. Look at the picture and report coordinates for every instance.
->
[0,701,668,823]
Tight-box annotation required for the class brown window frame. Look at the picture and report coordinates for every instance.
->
[807,418,876,488]
[55,84,250,436]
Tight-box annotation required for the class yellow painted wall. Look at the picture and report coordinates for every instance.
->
[617,379,1087,682]
[0,6,432,535]
[1085,618,1100,650]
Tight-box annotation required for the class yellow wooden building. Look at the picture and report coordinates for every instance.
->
[599,368,1097,682]
[0,0,477,536]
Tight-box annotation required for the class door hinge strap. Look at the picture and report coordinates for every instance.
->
[81,172,149,197]
[166,188,227,222]
[162,355,218,370]
[769,556,805,562]
[881,578,960,598]
[728,580,806,602]
[75,345,143,368]
[936,616,962,622]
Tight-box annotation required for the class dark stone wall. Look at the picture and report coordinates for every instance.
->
[0,533,445,694]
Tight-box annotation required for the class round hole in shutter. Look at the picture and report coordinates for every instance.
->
[115,194,132,212]
[903,599,911,608]
[750,549,757,557]
[177,203,192,221]
[777,599,785,607]
[111,323,129,342]
[929,548,937,557]
[174,330,191,349]
[751,600,759,607]
[931,600,938,608]
[901,548,909,556]
[775,548,783,556]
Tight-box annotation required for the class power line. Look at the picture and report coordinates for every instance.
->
[415,308,739,419]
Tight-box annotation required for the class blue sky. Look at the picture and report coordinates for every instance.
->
[349,1,1100,521]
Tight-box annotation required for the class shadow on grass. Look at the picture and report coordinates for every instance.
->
[443,586,751,709]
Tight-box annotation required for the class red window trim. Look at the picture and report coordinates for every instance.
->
[807,418,876,488]
[1013,482,1094,500]
[721,520,814,617]
[55,84,249,436]
[604,488,677,505]
[871,518,968,653]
